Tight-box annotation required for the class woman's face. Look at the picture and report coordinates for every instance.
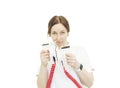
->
[50,23,68,47]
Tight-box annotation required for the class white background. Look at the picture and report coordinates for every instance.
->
[0,0,120,88]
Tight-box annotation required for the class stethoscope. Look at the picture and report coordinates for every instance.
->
[42,43,82,88]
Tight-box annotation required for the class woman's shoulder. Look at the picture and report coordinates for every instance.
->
[70,45,87,52]
[68,42,86,50]
[68,45,88,58]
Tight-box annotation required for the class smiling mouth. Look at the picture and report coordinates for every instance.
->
[56,42,62,44]
[54,41,68,47]
[55,41,63,45]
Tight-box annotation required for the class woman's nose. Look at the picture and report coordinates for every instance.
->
[56,35,61,40]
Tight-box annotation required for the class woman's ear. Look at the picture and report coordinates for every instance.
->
[67,32,69,36]
[48,33,51,37]
[47,33,50,38]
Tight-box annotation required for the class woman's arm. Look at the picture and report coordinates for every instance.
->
[65,53,94,88]
[37,65,48,88]
[76,68,94,88]
[37,49,50,88]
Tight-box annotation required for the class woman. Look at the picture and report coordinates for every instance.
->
[37,15,94,88]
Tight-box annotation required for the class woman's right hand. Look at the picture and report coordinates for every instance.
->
[40,49,50,67]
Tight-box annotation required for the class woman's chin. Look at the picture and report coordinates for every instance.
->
[56,43,62,47]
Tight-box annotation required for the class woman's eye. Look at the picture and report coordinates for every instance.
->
[52,32,56,34]
[61,32,65,34]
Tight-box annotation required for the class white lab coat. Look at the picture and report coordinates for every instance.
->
[39,42,93,88]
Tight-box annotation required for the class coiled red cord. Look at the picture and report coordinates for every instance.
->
[46,59,82,88]
[46,63,56,88]
[63,67,82,88]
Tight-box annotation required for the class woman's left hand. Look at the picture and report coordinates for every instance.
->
[65,53,80,70]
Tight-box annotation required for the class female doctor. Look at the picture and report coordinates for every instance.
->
[37,15,94,88]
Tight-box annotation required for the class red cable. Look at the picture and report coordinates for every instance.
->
[63,67,82,88]
[46,62,82,88]
[46,63,56,88]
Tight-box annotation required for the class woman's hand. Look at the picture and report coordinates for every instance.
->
[40,49,50,67]
[65,53,80,70]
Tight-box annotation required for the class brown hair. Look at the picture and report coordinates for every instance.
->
[48,15,70,35]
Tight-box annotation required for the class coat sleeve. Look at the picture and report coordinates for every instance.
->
[76,47,93,72]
